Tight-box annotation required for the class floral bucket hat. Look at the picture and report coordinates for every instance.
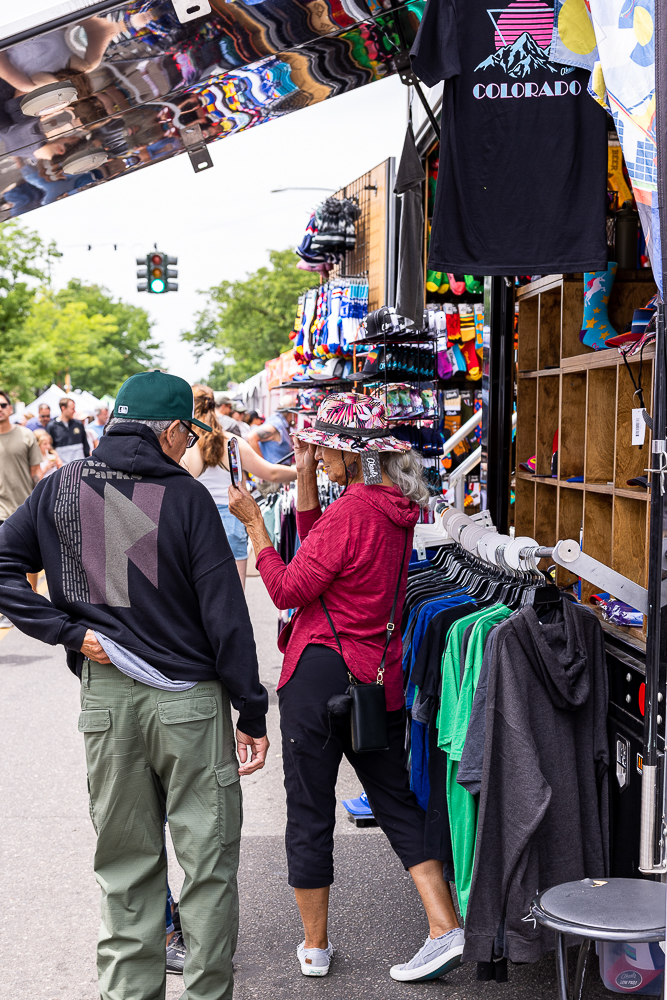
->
[296,391,411,453]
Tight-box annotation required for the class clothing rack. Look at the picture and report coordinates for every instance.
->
[437,506,649,612]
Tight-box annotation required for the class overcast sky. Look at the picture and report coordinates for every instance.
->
[23,74,410,385]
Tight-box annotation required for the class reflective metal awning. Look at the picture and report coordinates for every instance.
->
[0,0,424,220]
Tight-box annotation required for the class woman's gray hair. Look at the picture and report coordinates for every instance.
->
[379,448,431,507]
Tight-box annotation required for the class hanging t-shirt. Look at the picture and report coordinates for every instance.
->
[411,0,609,275]
[438,603,512,919]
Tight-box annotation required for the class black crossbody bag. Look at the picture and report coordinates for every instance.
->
[319,530,408,753]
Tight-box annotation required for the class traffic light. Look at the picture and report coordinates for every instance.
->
[136,252,178,293]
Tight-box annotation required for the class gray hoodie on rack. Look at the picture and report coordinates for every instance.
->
[462,601,609,964]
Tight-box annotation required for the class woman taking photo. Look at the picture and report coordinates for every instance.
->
[182,384,296,588]
[228,392,463,983]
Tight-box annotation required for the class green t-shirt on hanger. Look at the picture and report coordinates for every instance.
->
[438,604,512,919]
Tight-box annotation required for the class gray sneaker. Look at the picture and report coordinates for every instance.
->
[297,940,334,977]
[390,927,465,982]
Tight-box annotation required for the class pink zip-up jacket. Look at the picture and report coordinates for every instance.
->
[255,484,419,710]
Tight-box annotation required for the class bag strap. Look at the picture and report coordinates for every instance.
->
[319,529,409,686]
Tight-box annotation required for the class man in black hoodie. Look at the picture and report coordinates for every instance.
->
[0,371,269,1000]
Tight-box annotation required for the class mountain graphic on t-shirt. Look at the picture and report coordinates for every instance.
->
[475,31,560,78]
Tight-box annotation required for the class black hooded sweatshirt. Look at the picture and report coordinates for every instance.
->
[463,600,609,964]
[0,422,268,737]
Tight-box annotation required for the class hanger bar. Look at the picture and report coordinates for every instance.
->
[445,503,663,614]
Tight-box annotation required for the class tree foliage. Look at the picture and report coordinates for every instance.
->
[0,221,160,401]
[0,221,59,357]
[53,280,161,398]
[182,248,314,385]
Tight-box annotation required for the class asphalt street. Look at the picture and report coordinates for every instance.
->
[0,574,611,1000]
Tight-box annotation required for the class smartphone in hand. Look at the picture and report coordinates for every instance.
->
[228,437,242,488]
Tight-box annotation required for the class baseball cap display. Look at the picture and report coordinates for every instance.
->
[113,371,211,431]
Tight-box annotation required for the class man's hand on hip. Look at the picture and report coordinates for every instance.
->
[236,729,269,776]
[81,629,111,664]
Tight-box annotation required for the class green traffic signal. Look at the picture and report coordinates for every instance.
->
[138,251,178,293]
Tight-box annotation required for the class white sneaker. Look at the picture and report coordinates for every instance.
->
[297,940,334,977]
[390,927,465,981]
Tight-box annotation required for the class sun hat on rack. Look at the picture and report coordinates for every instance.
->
[295,392,411,453]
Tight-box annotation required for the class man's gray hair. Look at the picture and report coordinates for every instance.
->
[94,404,108,415]
[107,417,185,439]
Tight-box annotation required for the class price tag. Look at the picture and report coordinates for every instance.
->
[632,408,647,446]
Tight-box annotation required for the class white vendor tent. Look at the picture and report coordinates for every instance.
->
[22,384,102,420]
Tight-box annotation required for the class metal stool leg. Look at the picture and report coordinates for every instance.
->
[573,939,593,1000]
[555,931,571,1000]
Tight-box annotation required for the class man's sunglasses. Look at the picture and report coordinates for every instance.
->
[0,402,11,409]
[180,422,198,448]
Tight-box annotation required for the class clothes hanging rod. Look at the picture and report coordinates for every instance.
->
[443,506,660,613]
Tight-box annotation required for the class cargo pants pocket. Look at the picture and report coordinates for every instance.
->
[214,761,242,847]
[78,710,111,834]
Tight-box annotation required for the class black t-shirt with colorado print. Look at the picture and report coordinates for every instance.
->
[411,0,608,275]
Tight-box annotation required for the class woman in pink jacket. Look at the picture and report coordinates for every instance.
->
[229,393,463,984]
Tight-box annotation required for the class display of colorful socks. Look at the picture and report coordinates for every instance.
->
[474,303,485,349]
[458,304,475,341]
[445,303,461,343]
[447,274,466,295]
[460,339,482,379]
[580,262,618,350]
[464,275,484,294]
[426,270,443,293]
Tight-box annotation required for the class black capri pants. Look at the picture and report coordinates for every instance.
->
[278,643,429,889]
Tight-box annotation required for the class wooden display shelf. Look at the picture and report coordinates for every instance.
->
[515,271,657,637]
[516,471,650,501]
[518,344,656,378]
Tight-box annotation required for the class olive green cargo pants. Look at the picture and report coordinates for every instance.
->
[79,660,242,1000]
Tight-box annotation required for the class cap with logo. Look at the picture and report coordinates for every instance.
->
[113,371,211,432]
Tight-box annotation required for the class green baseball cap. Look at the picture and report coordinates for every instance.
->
[113,371,211,431]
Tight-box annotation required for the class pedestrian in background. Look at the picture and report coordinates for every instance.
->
[80,411,100,452]
[230,400,250,438]
[25,403,51,430]
[46,396,90,463]
[0,389,42,611]
[33,428,63,478]
[247,394,295,463]
[89,403,109,442]
[214,391,246,436]
[0,371,269,1000]
[183,384,296,589]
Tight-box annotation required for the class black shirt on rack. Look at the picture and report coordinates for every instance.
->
[409,602,477,865]
[410,0,608,275]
